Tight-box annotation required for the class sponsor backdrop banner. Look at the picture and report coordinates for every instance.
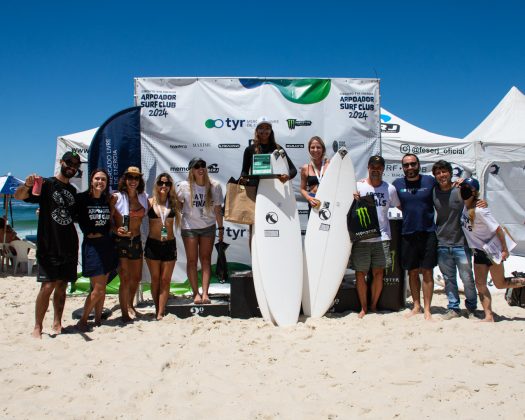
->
[135,77,381,282]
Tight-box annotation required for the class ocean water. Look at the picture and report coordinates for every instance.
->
[4,200,38,239]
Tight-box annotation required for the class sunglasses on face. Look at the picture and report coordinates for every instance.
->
[64,160,81,169]
[157,180,172,187]
[192,163,206,170]
[126,175,141,181]
[402,162,418,168]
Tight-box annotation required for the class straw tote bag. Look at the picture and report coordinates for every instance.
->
[224,178,256,225]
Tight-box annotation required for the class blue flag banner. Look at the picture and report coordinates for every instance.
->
[88,106,141,191]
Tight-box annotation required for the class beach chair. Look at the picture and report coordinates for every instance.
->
[0,243,9,272]
[6,240,36,275]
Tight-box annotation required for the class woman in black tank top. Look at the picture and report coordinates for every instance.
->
[145,172,180,320]
[300,136,330,213]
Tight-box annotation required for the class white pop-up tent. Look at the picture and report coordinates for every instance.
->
[465,86,525,256]
[380,108,476,183]
[55,128,97,192]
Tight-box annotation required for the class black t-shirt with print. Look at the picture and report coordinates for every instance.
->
[76,192,112,236]
[25,177,78,263]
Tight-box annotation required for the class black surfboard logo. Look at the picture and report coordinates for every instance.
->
[266,212,278,224]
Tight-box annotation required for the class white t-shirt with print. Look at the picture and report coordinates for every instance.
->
[177,181,223,230]
[460,206,499,250]
[357,180,400,242]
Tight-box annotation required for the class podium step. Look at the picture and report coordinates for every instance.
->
[164,296,230,318]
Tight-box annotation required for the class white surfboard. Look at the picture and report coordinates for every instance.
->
[252,150,303,326]
[303,147,356,318]
[251,230,274,323]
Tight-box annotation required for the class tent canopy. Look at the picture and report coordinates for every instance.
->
[465,87,525,256]
[380,108,476,182]
[465,86,525,144]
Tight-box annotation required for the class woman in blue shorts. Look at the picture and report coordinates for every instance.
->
[77,168,117,329]
[177,158,224,304]
[145,173,180,320]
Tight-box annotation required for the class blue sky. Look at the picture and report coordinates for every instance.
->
[1,0,524,178]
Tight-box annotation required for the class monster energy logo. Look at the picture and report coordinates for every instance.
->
[356,206,371,228]
[286,119,312,130]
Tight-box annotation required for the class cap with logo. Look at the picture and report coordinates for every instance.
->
[368,155,385,167]
[460,177,480,191]
[61,151,82,163]
[188,157,207,169]
[256,116,272,129]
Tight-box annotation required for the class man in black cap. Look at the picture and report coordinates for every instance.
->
[351,155,400,318]
[15,151,81,338]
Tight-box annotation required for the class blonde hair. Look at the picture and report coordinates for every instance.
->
[152,173,181,227]
[467,191,480,224]
[308,136,326,159]
[188,168,214,211]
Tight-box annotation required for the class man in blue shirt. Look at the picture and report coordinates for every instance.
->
[393,154,437,320]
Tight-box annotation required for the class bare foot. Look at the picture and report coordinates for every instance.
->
[478,317,495,323]
[51,323,63,335]
[424,311,433,321]
[31,327,42,339]
[76,321,90,332]
[94,319,102,327]
[405,307,422,319]
[156,314,164,321]
[358,309,366,319]
[201,295,211,304]
[193,294,202,304]
[121,315,132,323]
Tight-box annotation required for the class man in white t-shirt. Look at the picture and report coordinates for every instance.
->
[350,155,400,318]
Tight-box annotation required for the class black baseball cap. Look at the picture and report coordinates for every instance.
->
[368,155,385,167]
[61,151,82,163]
[188,157,206,169]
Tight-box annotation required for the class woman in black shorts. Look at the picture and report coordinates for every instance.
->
[300,136,330,215]
[111,166,148,322]
[460,177,525,321]
[76,168,117,329]
[145,173,179,320]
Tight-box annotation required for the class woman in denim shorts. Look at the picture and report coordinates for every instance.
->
[177,158,224,304]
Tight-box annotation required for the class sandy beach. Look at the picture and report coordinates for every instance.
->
[1,274,525,419]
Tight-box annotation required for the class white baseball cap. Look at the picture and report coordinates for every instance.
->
[256,116,272,128]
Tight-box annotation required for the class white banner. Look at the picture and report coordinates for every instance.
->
[135,77,381,282]
[381,138,476,184]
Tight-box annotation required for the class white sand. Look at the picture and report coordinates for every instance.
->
[1,274,525,419]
